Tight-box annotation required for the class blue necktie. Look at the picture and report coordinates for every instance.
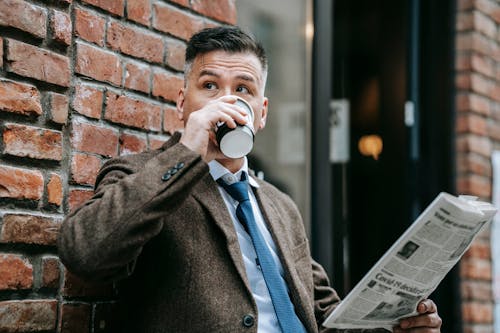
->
[218,173,306,333]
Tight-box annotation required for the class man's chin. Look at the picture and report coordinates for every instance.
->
[214,155,245,171]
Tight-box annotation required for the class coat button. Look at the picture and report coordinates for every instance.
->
[242,314,255,328]
[161,173,171,181]
[175,162,184,169]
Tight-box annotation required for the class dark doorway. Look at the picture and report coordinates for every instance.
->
[327,0,458,331]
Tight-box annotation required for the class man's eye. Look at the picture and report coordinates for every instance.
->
[204,82,217,90]
[236,86,249,94]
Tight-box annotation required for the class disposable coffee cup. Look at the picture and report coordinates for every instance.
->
[216,97,255,158]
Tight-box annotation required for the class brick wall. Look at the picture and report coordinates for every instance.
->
[455,0,500,332]
[0,0,235,331]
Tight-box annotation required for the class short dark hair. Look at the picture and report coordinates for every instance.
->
[185,26,268,73]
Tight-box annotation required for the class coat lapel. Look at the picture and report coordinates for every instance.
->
[191,173,254,299]
[191,165,316,331]
[253,185,316,333]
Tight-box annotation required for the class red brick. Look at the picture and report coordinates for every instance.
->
[68,189,94,212]
[51,9,71,45]
[462,301,493,323]
[0,254,32,289]
[461,257,492,280]
[62,269,114,297]
[456,93,470,111]
[456,134,492,156]
[493,8,500,25]
[474,10,497,38]
[461,280,493,301]
[492,103,500,121]
[471,54,494,79]
[75,8,106,46]
[456,12,473,31]
[71,153,101,186]
[127,0,151,26]
[463,323,495,333]
[170,0,189,7]
[72,84,103,119]
[82,0,124,16]
[0,165,44,200]
[458,0,474,10]
[492,43,500,63]
[148,135,168,150]
[48,92,69,124]
[71,121,119,157]
[489,84,500,102]
[59,302,91,333]
[153,3,204,41]
[456,72,471,90]
[457,153,491,176]
[0,0,47,38]
[0,79,42,116]
[152,70,183,102]
[0,300,57,331]
[488,121,500,141]
[163,105,184,135]
[456,113,488,135]
[6,39,70,87]
[456,93,491,115]
[456,32,493,56]
[107,21,164,63]
[124,60,151,93]
[41,257,60,289]
[456,174,492,198]
[166,38,186,71]
[470,73,492,96]
[105,92,162,131]
[1,214,59,246]
[475,0,500,23]
[3,123,63,161]
[75,42,122,86]
[47,173,63,206]
[463,241,491,260]
[191,0,237,24]
[120,132,147,155]
[456,53,471,71]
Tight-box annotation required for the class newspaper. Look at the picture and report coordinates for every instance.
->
[323,192,497,331]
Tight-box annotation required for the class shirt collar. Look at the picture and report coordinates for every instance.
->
[208,158,260,188]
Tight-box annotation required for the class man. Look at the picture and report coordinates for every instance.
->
[58,26,442,333]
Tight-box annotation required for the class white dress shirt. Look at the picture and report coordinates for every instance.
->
[208,159,286,333]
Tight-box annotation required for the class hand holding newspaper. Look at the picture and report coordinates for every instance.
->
[323,192,497,331]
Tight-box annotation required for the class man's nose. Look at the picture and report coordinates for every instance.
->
[222,87,233,97]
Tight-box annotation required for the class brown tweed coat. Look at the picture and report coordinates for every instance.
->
[58,133,383,333]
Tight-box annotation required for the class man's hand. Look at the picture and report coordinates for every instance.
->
[179,95,248,162]
[393,299,441,332]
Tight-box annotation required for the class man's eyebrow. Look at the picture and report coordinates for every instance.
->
[198,70,258,83]
[199,70,219,78]
[236,74,256,83]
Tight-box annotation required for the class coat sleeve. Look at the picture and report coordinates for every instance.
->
[57,142,207,282]
[313,260,390,333]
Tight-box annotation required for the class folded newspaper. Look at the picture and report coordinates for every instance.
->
[323,192,497,331]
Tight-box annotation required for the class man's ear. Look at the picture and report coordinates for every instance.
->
[258,97,269,130]
[176,88,185,120]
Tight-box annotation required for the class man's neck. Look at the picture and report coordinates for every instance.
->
[215,157,245,174]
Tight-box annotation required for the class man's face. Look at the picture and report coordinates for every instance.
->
[177,50,268,133]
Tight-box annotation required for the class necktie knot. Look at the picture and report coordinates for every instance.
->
[217,174,250,203]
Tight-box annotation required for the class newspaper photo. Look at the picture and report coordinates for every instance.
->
[322,192,498,331]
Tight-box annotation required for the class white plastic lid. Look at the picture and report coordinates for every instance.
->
[219,126,254,158]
